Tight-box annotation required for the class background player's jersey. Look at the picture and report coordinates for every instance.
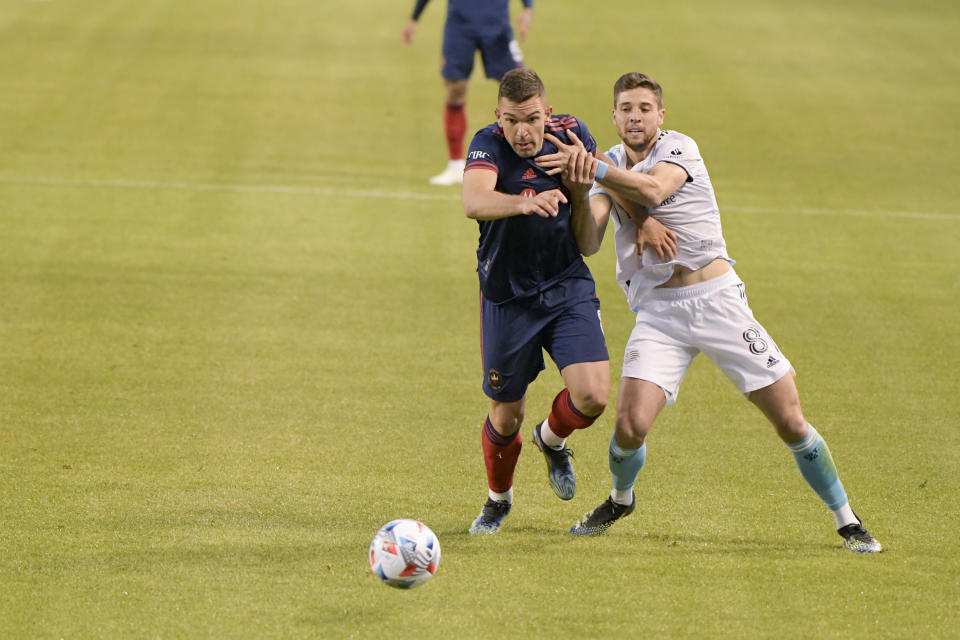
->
[466,115,597,304]
[591,129,732,310]
[413,0,533,37]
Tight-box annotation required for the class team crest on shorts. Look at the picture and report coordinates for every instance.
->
[488,369,503,391]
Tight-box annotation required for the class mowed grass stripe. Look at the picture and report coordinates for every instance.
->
[2,174,959,221]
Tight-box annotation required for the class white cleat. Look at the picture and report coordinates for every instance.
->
[428,159,466,186]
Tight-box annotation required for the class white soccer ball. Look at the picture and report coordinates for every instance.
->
[369,519,441,589]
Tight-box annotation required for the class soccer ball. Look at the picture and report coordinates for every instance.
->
[368,519,441,589]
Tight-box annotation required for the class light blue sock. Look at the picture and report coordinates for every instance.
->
[786,424,848,510]
[609,434,646,492]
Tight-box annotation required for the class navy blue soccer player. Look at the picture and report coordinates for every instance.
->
[461,68,610,534]
[402,0,533,186]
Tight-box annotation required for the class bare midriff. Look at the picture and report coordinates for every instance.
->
[655,257,731,288]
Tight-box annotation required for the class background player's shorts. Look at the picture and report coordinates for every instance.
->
[480,280,608,403]
[442,19,523,81]
[622,269,793,405]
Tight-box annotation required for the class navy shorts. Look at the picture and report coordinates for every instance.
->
[442,18,523,81]
[480,278,609,403]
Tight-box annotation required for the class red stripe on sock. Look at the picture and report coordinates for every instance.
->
[444,103,466,161]
[546,388,597,438]
[481,418,522,493]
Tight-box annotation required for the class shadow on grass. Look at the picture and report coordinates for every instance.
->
[437,523,839,555]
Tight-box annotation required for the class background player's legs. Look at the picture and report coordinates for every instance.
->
[748,374,858,526]
[429,79,468,186]
[443,80,467,156]
[433,19,474,185]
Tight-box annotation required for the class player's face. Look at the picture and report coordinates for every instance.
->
[496,96,552,158]
[613,87,664,153]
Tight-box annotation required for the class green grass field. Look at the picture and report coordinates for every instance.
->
[2,0,959,637]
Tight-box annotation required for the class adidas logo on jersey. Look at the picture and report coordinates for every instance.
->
[766,355,780,368]
[522,168,537,180]
[670,148,682,156]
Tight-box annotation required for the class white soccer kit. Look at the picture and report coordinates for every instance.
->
[592,130,793,404]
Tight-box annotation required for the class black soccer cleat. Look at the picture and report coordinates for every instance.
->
[838,516,882,553]
[569,493,636,536]
[469,499,512,535]
[532,421,576,500]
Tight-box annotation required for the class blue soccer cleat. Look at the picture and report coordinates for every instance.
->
[532,421,576,500]
[469,499,512,535]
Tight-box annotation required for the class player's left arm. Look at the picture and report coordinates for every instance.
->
[604,191,678,262]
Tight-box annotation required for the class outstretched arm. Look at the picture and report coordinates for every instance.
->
[538,141,688,210]
[596,161,688,209]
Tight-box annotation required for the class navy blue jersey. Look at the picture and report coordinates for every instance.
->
[412,0,533,37]
[465,115,598,304]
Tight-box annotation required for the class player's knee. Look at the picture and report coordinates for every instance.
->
[774,414,808,443]
[763,398,806,442]
[615,409,651,448]
[614,422,647,449]
[446,80,468,104]
[489,404,524,434]
[574,372,611,416]
[572,387,608,418]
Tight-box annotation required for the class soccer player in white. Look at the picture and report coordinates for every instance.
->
[536,72,881,552]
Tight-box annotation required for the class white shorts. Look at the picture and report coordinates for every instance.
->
[622,269,794,405]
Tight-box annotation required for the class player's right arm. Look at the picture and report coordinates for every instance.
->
[596,161,688,210]
[560,134,608,256]
[575,193,612,257]
[462,168,567,220]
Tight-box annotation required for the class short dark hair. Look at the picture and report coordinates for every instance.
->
[498,68,546,103]
[613,72,663,108]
